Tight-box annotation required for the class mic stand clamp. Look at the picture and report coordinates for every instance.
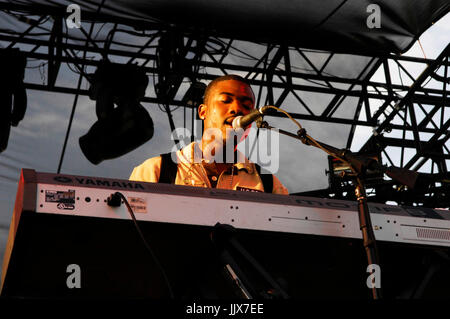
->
[256,117,268,129]
[297,128,310,146]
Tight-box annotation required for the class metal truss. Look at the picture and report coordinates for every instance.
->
[0,5,449,206]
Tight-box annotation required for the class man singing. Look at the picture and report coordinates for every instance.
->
[130,74,288,195]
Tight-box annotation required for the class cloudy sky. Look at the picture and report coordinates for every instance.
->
[0,9,448,282]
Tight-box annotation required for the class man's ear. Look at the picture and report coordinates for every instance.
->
[198,103,207,120]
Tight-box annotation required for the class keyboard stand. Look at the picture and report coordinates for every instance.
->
[210,223,289,299]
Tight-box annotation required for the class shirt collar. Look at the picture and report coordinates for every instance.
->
[180,142,255,174]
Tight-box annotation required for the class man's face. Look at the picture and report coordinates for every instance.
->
[199,79,255,144]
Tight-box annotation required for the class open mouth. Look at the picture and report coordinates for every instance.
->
[224,117,236,126]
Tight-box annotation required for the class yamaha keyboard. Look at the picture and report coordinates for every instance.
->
[1,169,450,298]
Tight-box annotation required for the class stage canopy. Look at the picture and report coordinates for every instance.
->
[0,0,448,54]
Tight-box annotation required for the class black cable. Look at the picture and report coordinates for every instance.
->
[56,62,83,173]
[63,24,88,76]
[397,62,404,87]
[92,22,108,41]
[110,192,175,299]
[3,10,160,49]
[3,9,50,25]
[26,61,48,69]
[313,0,349,29]
[212,37,344,87]
[108,28,158,38]
[153,57,181,113]
[57,0,106,173]
[0,28,51,36]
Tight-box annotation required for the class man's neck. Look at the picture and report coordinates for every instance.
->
[200,138,235,175]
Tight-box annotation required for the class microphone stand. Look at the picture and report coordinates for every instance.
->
[258,121,383,299]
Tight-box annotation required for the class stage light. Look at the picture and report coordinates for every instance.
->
[182,81,206,119]
[79,62,154,164]
[0,49,27,153]
[182,82,206,107]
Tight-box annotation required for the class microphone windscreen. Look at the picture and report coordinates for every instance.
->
[231,116,243,130]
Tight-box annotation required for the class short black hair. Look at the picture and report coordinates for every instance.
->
[203,74,253,104]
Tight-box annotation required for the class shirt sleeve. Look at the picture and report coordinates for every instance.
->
[129,156,162,183]
[272,174,289,195]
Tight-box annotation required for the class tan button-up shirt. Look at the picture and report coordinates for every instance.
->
[130,142,288,195]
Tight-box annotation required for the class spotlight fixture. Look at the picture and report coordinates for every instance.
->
[182,81,206,119]
[79,61,154,164]
[0,49,27,153]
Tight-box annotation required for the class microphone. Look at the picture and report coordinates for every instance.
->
[231,106,271,130]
